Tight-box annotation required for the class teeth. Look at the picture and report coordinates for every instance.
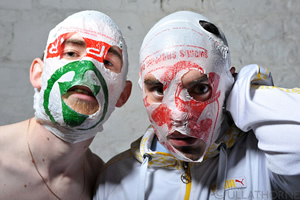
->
[74,89,90,95]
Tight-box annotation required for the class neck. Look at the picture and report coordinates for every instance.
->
[27,118,93,177]
[215,113,234,143]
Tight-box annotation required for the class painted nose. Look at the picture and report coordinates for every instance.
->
[169,110,188,126]
[172,119,188,127]
[163,84,190,125]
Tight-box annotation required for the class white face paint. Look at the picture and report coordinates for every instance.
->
[139,11,234,162]
[34,10,128,143]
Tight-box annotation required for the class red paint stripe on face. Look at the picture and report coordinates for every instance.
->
[189,119,212,140]
[84,37,111,63]
[46,32,111,63]
[46,33,69,59]
[173,71,220,139]
[151,103,172,130]
[147,61,222,143]
[143,96,150,107]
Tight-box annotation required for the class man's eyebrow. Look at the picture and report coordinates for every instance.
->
[63,38,86,47]
[144,79,162,86]
[108,47,122,60]
[187,75,209,87]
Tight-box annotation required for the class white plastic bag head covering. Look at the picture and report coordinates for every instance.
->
[139,11,234,162]
[33,10,128,143]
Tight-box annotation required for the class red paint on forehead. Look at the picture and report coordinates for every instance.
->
[46,33,111,63]
[46,33,69,59]
[84,37,111,63]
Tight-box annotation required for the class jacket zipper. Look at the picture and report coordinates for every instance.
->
[181,162,192,200]
[181,161,191,183]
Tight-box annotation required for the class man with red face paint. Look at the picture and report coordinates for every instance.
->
[0,11,132,199]
[94,11,300,200]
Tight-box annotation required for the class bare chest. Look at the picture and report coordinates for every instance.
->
[0,163,91,200]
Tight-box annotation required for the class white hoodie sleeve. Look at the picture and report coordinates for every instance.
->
[226,64,300,177]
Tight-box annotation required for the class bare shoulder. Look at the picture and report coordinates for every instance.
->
[85,148,104,174]
[0,120,28,149]
[0,120,29,166]
[0,120,32,198]
[84,148,104,192]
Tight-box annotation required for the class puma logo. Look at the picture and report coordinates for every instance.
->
[235,178,245,186]
[211,177,247,193]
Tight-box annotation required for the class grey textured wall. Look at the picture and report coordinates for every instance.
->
[0,0,299,161]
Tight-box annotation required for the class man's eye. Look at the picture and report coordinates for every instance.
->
[192,84,210,94]
[63,51,79,58]
[188,83,212,102]
[104,60,113,66]
[148,84,164,98]
[153,86,164,96]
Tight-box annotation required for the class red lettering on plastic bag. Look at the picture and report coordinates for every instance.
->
[46,33,111,63]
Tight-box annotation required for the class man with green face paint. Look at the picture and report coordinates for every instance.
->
[0,10,132,199]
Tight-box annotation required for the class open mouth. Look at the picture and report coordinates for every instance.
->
[62,85,99,115]
[62,85,98,103]
[68,86,94,97]
[167,131,198,147]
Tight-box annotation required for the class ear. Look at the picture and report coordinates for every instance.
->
[116,81,132,108]
[30,58,44,89]
[230,67,236,76]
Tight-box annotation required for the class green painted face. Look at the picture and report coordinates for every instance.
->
[43,60,108,128]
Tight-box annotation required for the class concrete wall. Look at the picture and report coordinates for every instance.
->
[0,0,299,161]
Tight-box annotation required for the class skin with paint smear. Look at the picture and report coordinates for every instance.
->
[144,60,229,161]
[0,11,132,200]
[139,12,235,162]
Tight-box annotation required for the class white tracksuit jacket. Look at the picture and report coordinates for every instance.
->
[94,64,300,200]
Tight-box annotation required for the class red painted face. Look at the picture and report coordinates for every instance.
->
[142,60,222,161]
[138,11,233,162]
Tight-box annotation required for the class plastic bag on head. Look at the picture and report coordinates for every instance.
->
[34,10,128,143]
[139,11,234,162]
